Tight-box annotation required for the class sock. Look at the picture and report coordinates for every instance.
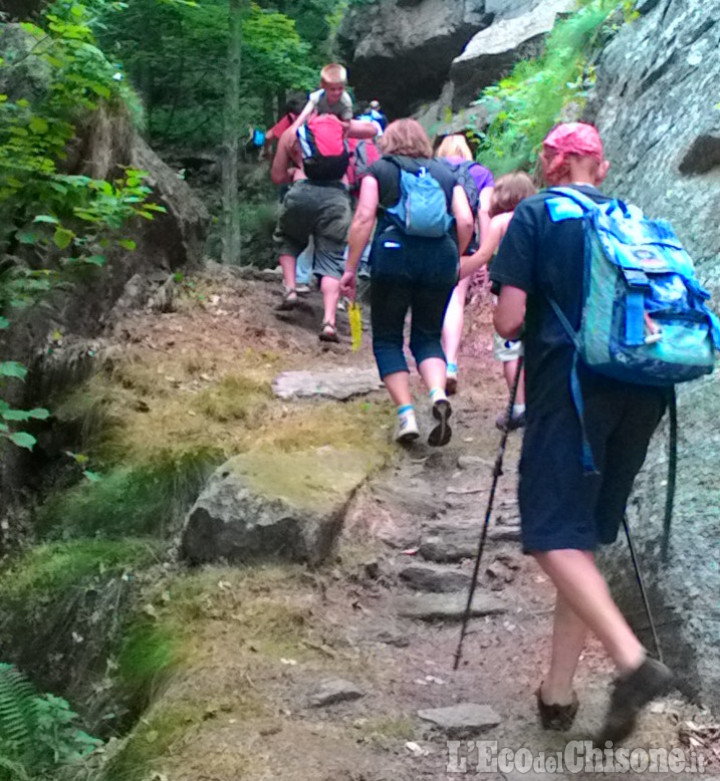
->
[397,404,414,420]
[429,387,447,405]
[446,362,458,374]
[512,403,526,417]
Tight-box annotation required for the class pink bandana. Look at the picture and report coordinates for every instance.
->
[543,123,604,162]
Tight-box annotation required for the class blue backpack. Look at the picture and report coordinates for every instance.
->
[545,186,720,469]
[386,157,452,238]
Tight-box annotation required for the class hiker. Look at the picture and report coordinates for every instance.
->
[368,99,388,131]
[263,93,306,159]
[458,172,537,430]
[436,134,495,394]
[490,122,673,741]
[244,126,265,162]
[340,119,474,445]
[293,63,354,131]
[270,111,354,341]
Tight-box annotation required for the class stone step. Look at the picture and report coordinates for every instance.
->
[395,592,506,621]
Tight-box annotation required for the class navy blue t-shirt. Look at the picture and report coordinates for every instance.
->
[490,184,628,416]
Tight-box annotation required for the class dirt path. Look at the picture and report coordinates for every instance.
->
[103,268,718,781]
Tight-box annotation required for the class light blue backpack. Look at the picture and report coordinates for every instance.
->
[545,186,720,471]
[386,157,452,238]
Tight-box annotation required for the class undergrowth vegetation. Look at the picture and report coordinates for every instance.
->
[474,0,638,174]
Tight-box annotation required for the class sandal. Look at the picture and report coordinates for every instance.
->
[535,686,579,731]
[275,288,298,311]
[319,322,339,343]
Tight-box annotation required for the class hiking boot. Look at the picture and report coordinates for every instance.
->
[446,363,459,396]
[276,288,298,311]
[428,398,452,447]
[396,413,419,444]
[536,687,579,731]
[496,409,526,432]
[597,658,674,745]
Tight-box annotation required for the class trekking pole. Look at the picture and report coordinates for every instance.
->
[452,356,524,671]
[622,514,663,663]
[661,387,677,563]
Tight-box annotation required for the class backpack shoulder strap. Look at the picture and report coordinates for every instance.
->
[545,186,600,212]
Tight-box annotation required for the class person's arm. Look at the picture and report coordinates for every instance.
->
[340,175,379,300]
[348,119,379,139]
[270,128,295,185]
[459,217,505,279]
[478,186,493,241]
[494,285,527,340]
[452,185,474,255]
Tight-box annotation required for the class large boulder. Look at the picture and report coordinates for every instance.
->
[337,0,492,116]
[449,0,576,110]
[181,447,382,566]
[586,0,720,711]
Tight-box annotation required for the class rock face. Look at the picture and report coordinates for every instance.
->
[181,448,379,566]
[0,25,209,528]
[449,0,576,110]
[584,0,720,712]
[337,0,492,116]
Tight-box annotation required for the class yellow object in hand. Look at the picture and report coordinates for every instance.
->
[348,301,363,352]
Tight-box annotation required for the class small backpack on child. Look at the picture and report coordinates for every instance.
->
[296,114,349,182]
[346,139,381,194]
[386,157,452,238]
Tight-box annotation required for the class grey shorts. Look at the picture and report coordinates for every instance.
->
[493,332,524,362]
[273,180,351,280]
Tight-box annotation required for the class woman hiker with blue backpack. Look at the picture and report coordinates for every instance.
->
[340,119,474,445]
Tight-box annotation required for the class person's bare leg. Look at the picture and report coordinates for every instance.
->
[503,359,526,405]
[417,356,447,394]
[278,253,297,291]
[541,591,588,705]
[320,275,340,327]
[441,276,471,370]
[383,371,412,407]
[534,549,645,675]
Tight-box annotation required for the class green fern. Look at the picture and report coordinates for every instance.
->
[0,664,38,778]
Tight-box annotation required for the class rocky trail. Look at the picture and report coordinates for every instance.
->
[78,266,719,780]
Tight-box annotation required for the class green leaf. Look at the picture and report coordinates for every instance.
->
[83,470,102,482]
[29,116,49,134]
[0,362,28,380]
[16,231,39,245]
[53,228,75,249]
[28,408,50,420]
[0,317,9,330]
[118,239,136,251]
[8,431,37,450]
[34,215,59,225]
[85,254,106,266]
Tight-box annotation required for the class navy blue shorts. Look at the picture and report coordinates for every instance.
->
[519,386,667,552]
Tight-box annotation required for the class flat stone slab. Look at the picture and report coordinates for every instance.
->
[396,592,506,621]
[417,703,502,737]
[399,563,472,593]
[419,520,520,562]
[272,368,382,401]
[309,678,365,708]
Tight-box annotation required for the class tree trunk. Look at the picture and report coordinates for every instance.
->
[221,0,242,265]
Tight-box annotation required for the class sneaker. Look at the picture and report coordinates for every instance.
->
[597,658,674,745]
[496,409,526,432]
[428,398,452,447]
[295,283,311,295]
[396,413,419,444]
[275,288,298,311]
[446,364,459,396]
